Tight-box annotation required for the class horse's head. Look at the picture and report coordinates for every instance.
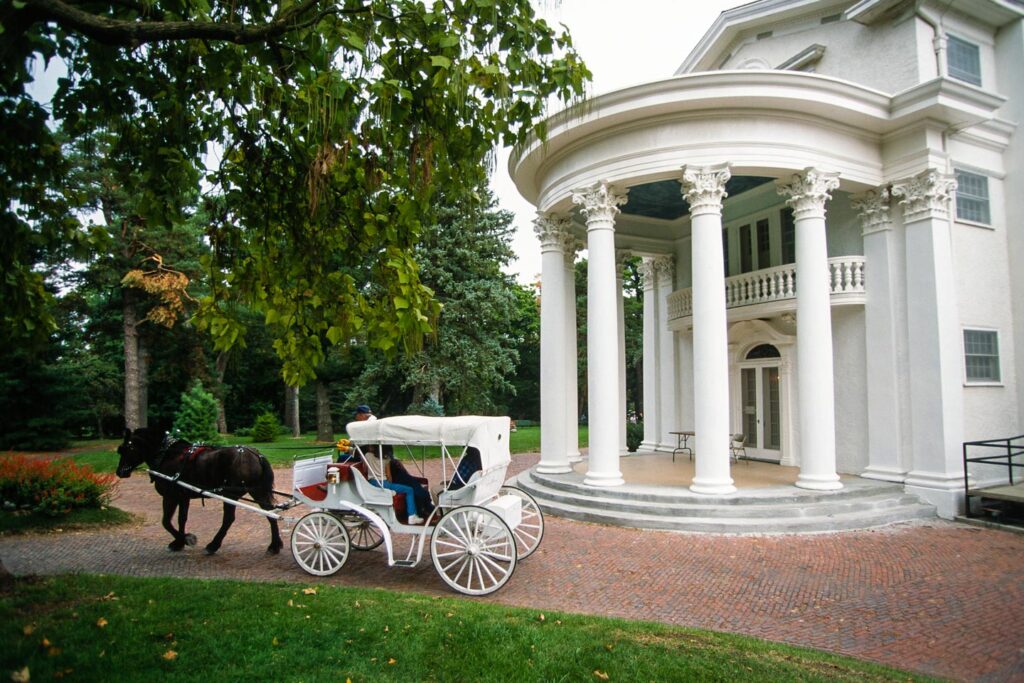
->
[117,428,154,478]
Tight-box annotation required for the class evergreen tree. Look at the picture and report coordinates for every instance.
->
[171,380,220,443]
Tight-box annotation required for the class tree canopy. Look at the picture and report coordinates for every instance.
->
[1,0,591,383]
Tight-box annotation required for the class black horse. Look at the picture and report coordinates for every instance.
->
[117,427,283,555]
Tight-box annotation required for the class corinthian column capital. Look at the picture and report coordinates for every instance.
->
[639,257,656,291]
[652,254,675,283]
[571,182,628,225]
[891,169,957,223]
[777,167,840,220]
[851,188,893,236]
[533,213,573,253]
[680,163,731,216]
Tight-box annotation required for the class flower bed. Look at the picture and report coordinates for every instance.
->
[0,454,117,517]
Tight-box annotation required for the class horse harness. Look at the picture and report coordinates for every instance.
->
[152,437,267,500]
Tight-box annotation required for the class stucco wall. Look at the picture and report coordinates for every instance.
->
[723,12,920,94]
[832,306,868,474]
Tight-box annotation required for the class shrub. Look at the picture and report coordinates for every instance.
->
[0,455,117,517]
[251,412,279,443]
[407,397,444,417]
[172,379,220,443]
[626,422,644,452]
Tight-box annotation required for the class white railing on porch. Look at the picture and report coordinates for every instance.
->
[667,255,865,320]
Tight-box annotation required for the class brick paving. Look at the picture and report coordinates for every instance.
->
[2,453,1023,682]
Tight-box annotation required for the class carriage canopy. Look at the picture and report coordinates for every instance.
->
[345,415,511,472]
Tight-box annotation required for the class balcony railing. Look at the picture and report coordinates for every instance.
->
[667,256,865,321]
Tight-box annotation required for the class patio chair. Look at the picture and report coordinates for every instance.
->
[730,433,747,463]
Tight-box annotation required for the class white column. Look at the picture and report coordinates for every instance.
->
[654,255,678,450]
[892,170,965,518]
[564,241,582,463]
[639,258,660,451]
[778,168,843,491]
[533,213,572,474]
[616,250,630,454]
[572,182,627,487]
[681,164,735,495]
[852,189,906,482]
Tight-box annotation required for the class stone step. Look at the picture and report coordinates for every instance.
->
[507,470,937,534]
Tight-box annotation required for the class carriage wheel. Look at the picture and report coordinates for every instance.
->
[499,486,545,559]
[291,512,351,576]
[339,513,384,551]
[430,506,516,596]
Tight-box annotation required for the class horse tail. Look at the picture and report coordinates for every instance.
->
[256,452,276,510]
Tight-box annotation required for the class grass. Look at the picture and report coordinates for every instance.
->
[45,425,587,471]
[0,574,932,683]
[0,506,137,535]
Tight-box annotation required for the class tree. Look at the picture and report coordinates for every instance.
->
[172,379,220,443]
[2,0,591,384]
[391,187,525,414]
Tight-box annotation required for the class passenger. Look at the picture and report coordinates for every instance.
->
[447,447,482,492]
[369,451,430,525]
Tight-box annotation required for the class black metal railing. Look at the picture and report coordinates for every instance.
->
[962,434,1024,518]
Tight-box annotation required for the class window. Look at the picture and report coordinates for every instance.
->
[756,219,770,268]
[740,224,753,273]
[955,169,991,225]
[780,208,795,264]
[947,35,981,86]
[964,329,1000,383]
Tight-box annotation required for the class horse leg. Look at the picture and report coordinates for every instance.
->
[255,492,283,555]
[162,497,188,551]
[204,500,236,555]
[178,499,196,547]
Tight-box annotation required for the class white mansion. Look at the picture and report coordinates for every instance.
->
[510,0,1023,518]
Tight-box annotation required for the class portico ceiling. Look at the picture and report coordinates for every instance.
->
[622,176,776,221]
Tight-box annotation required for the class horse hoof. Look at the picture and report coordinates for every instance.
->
[184,534,197,546]
[267,544,282,555]
[168,541,186,552]
[204,544,219,555]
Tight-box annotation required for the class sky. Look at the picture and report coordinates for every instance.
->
[492,0,741,284]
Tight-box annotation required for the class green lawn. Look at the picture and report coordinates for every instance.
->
[0,506,137,535]
[52,425,586,472]
[0,574,931,683]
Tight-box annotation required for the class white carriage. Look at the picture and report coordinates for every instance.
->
[289,415,544,595]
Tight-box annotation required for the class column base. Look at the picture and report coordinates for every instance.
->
[568,452,583,464]
[795,473,843,491]
[690,477,736,495]
[639,440,659,452]
[535,463,573,475]
[583,470,625,487]
[861,465,906,483]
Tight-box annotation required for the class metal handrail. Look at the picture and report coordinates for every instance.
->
[962,434,1024,518]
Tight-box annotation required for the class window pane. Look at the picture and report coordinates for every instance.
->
[964,329,1000,382]
[757,219,771,269]
[955,169,991,224]
[740,224,753,273]
[781,208,795,264]
[948,35,981,86]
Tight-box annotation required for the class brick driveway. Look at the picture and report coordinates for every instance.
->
[2,453,1023,682]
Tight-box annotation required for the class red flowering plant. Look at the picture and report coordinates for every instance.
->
[0,455,118,517]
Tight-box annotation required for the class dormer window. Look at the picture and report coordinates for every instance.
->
[947,35,981,86]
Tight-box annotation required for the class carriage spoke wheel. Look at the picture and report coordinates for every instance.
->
[499,486,545,559]
[291,512,351,576]
[430,506,516,596]
[339,514,384,551]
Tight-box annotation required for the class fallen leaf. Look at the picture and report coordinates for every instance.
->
[162,650,177,661]
[387,658,396,665]
[354,601,361,608]
[593,670,609,680]
[164,633,174,641]
[96,618,108,629]
[605,644,614,652]
[272,637,279,646]
[47,647,61,657]
[11,666,29,682]
[302,587,317,595]
[383,626,389,632]
[22,624,35,636]
[287,599,294,607]
[537,613,546,622]
[40,639,51,649]
[102,592,118,601]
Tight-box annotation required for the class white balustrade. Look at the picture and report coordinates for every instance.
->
[667,256,865,320]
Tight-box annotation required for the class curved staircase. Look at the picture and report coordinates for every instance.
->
[506,467,936,534]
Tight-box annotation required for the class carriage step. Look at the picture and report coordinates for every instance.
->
[392,560,417,568]
[274,499,303,510]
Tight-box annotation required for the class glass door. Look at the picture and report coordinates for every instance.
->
[739,365,782,461]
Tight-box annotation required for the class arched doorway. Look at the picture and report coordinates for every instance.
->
[739,343,783,462]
